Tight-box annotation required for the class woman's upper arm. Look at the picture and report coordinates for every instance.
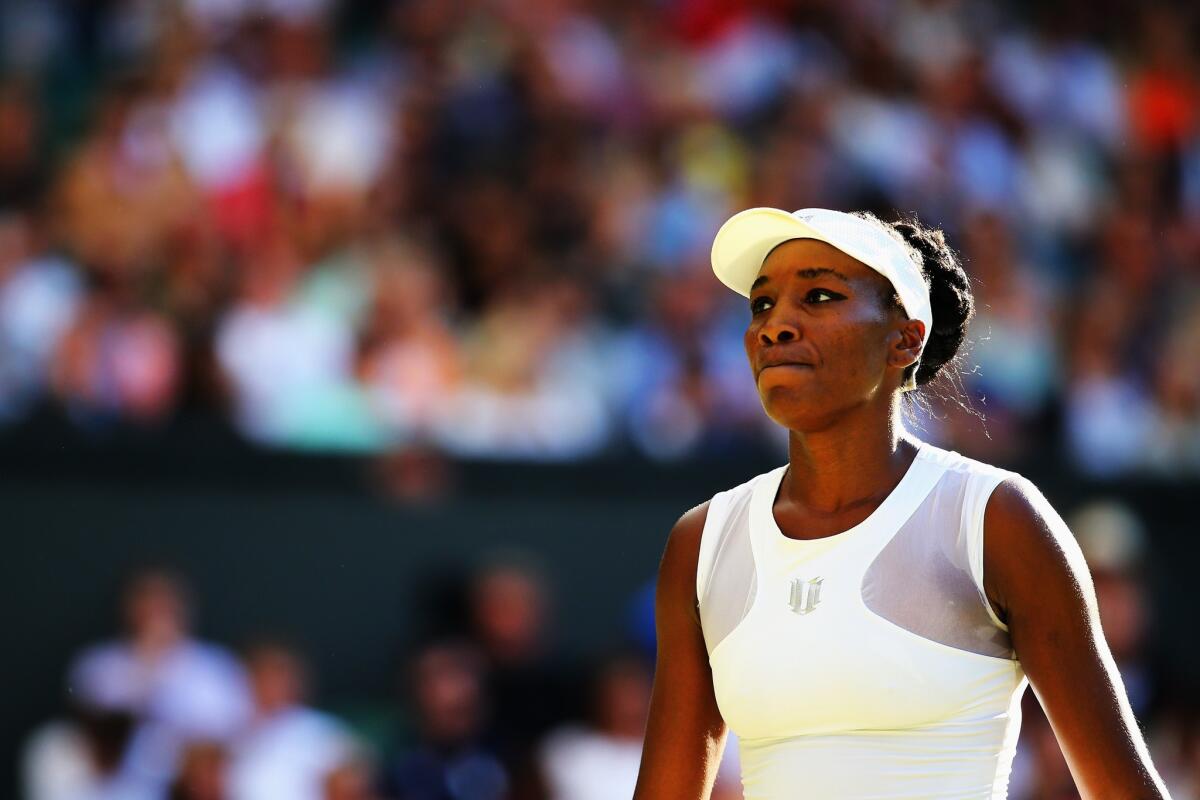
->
[983,478,1171,800]
[634,501,728,800]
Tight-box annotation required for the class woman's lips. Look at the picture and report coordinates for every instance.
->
[758,357,815,370]
[757,362,815,377]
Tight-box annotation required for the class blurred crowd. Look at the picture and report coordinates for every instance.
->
[21,555,743,800]
[0,0,1197,473]
[19,500,1200,799]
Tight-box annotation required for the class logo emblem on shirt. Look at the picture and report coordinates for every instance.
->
[788,576,824,615]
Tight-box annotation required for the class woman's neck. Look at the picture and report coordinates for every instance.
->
[783,401,919,515]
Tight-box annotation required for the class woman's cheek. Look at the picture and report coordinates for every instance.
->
[744,325,761,360]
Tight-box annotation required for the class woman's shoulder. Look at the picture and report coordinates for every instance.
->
[667,500,711,552]
[659,466,782,589]
[918,439,1008,473]
[916,441,1052,531]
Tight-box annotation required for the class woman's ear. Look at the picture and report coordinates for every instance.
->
[887,319,925,372]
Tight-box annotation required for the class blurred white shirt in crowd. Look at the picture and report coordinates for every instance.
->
[68,639,252,785]
[70,640,251,739]
[0,254,82,419]
[215,301,356,445]
[228,706,355,800]
[538,725,642,800]
[22,721,99,800]
[22,720,177,800]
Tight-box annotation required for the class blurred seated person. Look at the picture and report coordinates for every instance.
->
[324,756,385,800]
[65,567,252,789]
[379,638,509,800]
[169,741,228,800]
[22,693,152,800]
[227,640,357,800]
[467,555,577,748]
[1069,501,1160,719]
[537,651,650,800]
[468,554,581,798]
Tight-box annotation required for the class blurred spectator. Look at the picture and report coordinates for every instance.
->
[379,638,508,800]
[169,741,229,800]
[22,717,91,800]
[50,296,183,426]
[0,211,82,422]
[357,236,462,446]
[1062,277,1158,478]
[324,757,384,800]
[434,277,612,461]
[0,80,46,211]
[1069,502,1159,719]
[22,702,148,800]
[64,568,251,792]
[227,640,357,800]
[1126,6,1198,156]
[957,211,1060,458]
[613,267,764,459]
[537,651,649,800]
[214,229,372,450]
[466,553,578,799]
[1147,289,1200,474]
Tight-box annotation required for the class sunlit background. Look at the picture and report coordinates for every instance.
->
[4,0,1199,798]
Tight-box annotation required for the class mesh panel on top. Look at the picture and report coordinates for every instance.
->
[698,485,757,657]
[862,468,1014,659]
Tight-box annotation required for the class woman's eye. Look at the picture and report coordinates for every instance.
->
[750,296,773,314]
[806,289,840,303]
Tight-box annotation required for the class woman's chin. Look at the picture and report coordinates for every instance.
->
[760,378,887,433]
[759,386,833,431]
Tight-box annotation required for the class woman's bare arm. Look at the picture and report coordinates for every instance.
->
[984,479,1171,799]
[634,501,729,800]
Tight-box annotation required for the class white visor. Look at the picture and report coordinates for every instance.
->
[710,207,933,352]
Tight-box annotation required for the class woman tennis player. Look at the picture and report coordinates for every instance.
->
[633,207,1171,799]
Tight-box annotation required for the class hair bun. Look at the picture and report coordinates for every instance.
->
[887,217,974,387]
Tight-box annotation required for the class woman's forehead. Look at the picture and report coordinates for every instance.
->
[756,238,882,285]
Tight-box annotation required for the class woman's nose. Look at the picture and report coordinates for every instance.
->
[760,319,800,345]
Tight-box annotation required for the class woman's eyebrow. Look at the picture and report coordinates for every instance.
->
[797,267,851,282]
[750,267,851,291]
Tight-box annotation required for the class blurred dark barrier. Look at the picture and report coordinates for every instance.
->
[4,422,1199,795]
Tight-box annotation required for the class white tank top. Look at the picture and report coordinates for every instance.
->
[696,441,1029,799]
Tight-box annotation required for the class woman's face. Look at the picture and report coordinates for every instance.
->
[743,238,919,431]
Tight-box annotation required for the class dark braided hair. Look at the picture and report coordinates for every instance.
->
[853,212,975,389]
[892,217,974,387]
